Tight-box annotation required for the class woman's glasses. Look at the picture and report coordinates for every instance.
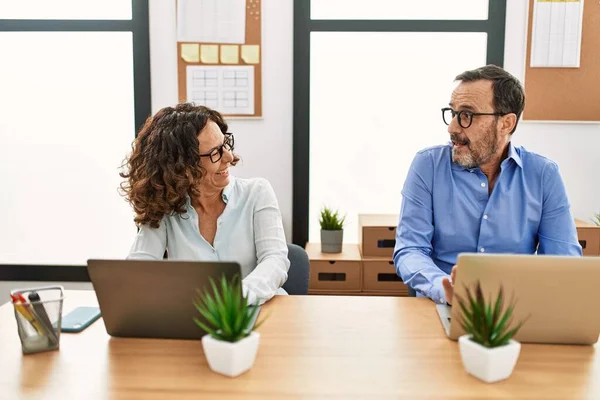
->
[200,133,234,163]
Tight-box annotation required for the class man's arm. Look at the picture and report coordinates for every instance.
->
[537,162,582,256]
[393,151,448,304]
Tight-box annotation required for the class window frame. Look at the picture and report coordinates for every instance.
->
[292,0,507,245]
[0,0,151,281]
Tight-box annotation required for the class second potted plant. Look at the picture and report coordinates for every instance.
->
[319,206,345,253]
[193,274,267,378]
[455,281,528,383]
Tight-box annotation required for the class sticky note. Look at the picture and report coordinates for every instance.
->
[220,45,239,64]
[181,44,200,63]
[241,45,260,64]
[200,45,219,64]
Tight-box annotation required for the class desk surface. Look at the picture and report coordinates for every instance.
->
[1,291,599,399]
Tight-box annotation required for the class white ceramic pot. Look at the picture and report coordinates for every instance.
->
[458,334,521,383]
[202,331,260,378]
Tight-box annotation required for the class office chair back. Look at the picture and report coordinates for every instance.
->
[282,243,310,295]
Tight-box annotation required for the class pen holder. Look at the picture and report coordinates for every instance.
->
[11,286,64,354]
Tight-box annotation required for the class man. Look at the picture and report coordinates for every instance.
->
[393,65,582,305]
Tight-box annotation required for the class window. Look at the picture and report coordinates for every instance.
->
[310,0,488,20]
[293,0,507,245]
[0,1,150,278]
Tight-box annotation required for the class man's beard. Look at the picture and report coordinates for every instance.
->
[451,126,498,169]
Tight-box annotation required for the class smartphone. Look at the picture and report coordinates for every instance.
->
[61,306,101,333]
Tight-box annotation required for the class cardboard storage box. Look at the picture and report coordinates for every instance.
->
[575,219,600,256]
[362,258,408,296]
[306,243,362,293]
[358,214,399,258]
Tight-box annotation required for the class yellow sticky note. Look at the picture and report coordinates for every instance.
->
[200,45,219,64]
[220,45,239,64]
[241,45,260,64]
[181,44,200,63]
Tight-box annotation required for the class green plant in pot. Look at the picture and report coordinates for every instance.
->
[454,281,528,383]
[193,274,267,377]
[319,206,345,253]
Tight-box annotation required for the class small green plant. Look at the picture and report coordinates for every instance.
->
[193,274,267,343]
[591,212,600,226]
[319,206,345,231]
[455,281,527,349]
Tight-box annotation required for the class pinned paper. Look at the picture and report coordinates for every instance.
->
[181,44,200,63]
[200,45,219,64]
[177,0,246,44]
[241,45,260,64]
[220,45,239,64]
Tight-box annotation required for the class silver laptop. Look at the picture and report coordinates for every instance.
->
[437,253,600,345]
[87,259,259,340]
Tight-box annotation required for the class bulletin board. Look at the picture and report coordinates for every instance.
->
[176,0,262,118]
[523,0,600,122]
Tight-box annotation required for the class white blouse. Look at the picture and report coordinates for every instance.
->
[127,176,290,305]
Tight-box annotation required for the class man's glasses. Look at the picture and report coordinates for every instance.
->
[200,133,234,163]
[441,107,508,129]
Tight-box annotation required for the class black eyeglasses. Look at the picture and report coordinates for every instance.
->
[441,107,508,129]
[200,133,234,163]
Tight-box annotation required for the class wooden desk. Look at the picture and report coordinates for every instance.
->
[1,291,599,399]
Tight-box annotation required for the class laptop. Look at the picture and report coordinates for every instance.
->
[437,253,600,345]
[87,259,260,340]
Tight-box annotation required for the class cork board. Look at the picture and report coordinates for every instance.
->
[176,0,262,118]
[523,0,600,121]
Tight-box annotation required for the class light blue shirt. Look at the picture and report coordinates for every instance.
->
[393,142,582,304]
[127,176,290,305]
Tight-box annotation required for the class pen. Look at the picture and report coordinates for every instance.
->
[11,294,46,336]
[28,291,59,345]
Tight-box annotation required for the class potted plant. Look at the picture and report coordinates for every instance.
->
[319,206,345,253]
[592,212,600,226]
[193,274,267,377]
[455,281,528,383]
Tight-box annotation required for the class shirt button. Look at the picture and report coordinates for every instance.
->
[440,298,444,304]
[483,215,488,220]
[481,182,486,187]
[480,248,485,253]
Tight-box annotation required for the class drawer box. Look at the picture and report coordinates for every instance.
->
[359,214,399,258]
[575,219,600,256]
[362,258,408,296]
[309,260,361,292]
[306,243,362,292]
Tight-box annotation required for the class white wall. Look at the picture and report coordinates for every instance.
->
[505,0,600,221]
[148,0,294,241]
[149,0,599,242]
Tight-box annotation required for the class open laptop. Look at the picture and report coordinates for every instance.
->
[437,253,600,345]
[87,259,260,340]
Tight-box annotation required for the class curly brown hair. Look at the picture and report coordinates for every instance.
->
[120,103,239,228]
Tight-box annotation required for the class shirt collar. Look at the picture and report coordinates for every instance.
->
[506,142,522,168]
[221,175,235,204]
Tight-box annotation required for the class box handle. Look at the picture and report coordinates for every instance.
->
[318,272,346,282]
[328,261,336,265]
[377,239,396,248]
[388,227,395,231]
[579,240,587,249]
[377,273,403,283]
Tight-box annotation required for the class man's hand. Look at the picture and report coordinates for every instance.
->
[441,265,457,305]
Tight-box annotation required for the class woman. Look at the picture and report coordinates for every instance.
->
[120,103,289,305]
